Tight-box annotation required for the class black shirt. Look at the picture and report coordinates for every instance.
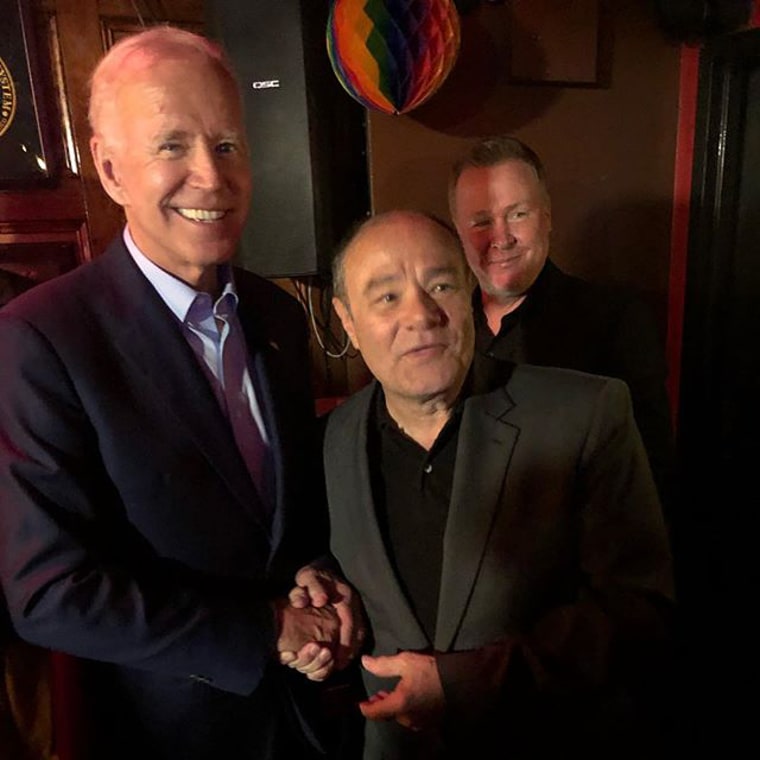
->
[367,386,465,641]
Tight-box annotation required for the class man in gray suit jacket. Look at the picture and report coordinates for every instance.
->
[326,210,675,758]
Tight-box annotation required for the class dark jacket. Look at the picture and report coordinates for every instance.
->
[474,259,674,516]
[0,238,326,759]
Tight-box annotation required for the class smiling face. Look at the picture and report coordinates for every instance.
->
[333,212,474,413]
[452,159,552,309]
[90,51,251,291]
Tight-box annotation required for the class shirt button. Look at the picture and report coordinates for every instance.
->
[424,464,432,474]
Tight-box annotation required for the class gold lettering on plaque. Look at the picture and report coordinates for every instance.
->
[0,56,18,137]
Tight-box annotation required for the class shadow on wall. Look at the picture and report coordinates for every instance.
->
[409,7,561,136]
[561,197,673,328]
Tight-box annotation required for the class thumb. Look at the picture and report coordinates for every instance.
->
[361,654,399,679]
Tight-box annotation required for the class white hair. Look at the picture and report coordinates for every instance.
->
[88,25,238,137]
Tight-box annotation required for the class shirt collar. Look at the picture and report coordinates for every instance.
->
[123,226,238,322]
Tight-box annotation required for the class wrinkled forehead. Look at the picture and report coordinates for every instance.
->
[345,220,467,287]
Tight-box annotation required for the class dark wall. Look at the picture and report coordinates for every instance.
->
[366,1,681,327]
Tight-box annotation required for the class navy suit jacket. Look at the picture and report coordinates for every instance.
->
[0,238,326,759]
[325,363,675,759]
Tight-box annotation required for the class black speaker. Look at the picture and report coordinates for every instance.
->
[206,0,370,278]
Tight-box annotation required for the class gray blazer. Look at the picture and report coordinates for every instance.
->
[324,363,674,759]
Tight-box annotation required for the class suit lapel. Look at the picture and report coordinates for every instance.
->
[326,385,428,648]
[435,386,519,651]
[96,242,267,530]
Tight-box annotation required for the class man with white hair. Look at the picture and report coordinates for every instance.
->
[0,26,358,759]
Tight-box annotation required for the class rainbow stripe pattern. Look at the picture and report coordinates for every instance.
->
[327,0,461,115]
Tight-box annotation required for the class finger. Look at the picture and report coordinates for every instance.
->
[305,659,335,682]
[295,647,334,675]
[295,567,331,607]
[334,605,366,670]
[288,586,309,608]
[359,688,402,721]
[366,690,390,704]
[361,654,399,679]
[279,651,297,666]
[334,601,354,652]
[286,642,322,670]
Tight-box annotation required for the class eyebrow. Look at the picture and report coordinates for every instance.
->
[362,273,401,297]
[148,128,187,144]
[471,200,532,217]
[361,265,460,296]
[424,265,459,280]
[149,129,242,144]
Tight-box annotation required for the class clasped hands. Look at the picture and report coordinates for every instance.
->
[275,565,365,682]
[275,566,444,732]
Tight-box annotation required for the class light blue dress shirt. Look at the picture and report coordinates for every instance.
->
[123,227,272,497]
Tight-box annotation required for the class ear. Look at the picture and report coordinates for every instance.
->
[90,135,127,206]
[332,296,360,352]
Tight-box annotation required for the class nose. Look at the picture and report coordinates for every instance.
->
[490,218,516,250]
[403,287,445,328]
[188,144,224,190]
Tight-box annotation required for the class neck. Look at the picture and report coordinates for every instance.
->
[482,292,526,335]
[192,266,220,297]
[385,392,457,451]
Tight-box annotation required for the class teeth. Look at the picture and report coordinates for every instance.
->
[175,208,226,222]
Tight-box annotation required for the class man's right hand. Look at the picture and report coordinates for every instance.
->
[274,600,340,682]
[273,599,340,654]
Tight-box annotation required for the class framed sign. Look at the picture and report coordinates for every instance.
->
[0,0,57,185]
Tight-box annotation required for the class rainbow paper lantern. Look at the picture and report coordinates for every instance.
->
[327,0,461,115]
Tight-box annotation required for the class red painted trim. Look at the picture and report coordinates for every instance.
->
[666,44,700,432]
[751,0,760,29]
[50,652,88,760]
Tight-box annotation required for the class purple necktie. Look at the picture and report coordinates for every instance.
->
[221,323,274,518]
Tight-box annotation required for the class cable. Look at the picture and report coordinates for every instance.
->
[290,277,354,360]
[307,281,351,359]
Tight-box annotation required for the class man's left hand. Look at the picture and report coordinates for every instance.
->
[359,651,445,732]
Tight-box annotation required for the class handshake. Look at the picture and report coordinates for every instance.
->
[274,565,366,682]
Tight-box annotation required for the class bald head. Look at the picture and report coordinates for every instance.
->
[332,211,468,308]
